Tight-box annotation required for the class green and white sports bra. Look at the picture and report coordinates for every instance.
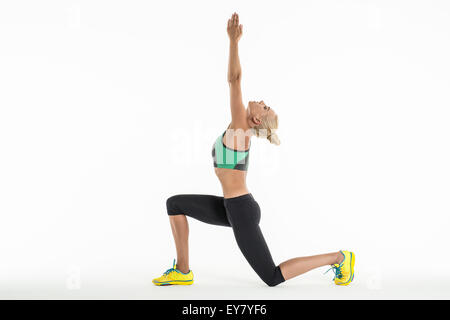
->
[212,130,250,171]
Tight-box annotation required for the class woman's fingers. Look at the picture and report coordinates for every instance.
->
[231,12,239,25]
[228,13,242,38]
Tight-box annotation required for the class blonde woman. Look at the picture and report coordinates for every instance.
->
[153,12,355,287]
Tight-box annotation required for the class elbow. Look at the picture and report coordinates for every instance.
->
[228,73,241,83]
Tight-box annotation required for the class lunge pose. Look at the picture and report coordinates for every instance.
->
[153,12,355,287]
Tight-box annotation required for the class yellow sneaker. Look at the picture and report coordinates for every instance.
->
[325,250,355,286]
[152,259,194,286]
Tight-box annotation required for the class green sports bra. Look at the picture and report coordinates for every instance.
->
[212,131,250,171]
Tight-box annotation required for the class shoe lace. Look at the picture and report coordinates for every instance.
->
[163,267,176,276]
[324,264,343,280]
[163,259,177,276]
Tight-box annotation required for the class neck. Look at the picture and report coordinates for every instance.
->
[228,121,255,133]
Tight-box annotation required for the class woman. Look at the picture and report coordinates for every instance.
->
[153,12,355,287]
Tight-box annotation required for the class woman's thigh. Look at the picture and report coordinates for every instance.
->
[224,194,284,286]
[166,194,230,227]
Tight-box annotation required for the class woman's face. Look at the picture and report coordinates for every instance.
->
[248,100,276,126]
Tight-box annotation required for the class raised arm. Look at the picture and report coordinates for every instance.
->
[227,13,242,82]
[227,13,246,126]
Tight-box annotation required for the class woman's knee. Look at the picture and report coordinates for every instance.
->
[264,278,282,287]
[166,194,185,216]
[261,266,285,287]
[262,267,285,287]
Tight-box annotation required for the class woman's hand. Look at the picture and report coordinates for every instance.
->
[227,12,243,43]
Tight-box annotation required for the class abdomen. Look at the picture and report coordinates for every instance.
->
[214,168,249,198]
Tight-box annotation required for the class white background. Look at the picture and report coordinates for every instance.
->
[1,0,449,299]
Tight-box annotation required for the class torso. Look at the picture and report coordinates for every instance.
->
[212,124,251,199]
[214,168,249,198]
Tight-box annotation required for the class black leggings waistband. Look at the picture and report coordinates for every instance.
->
[223,193,254,203]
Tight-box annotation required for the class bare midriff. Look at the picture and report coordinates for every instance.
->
[214,167,249,199]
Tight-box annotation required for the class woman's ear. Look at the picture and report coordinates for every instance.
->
[253,116,261,126]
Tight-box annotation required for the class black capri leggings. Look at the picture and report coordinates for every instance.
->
[166,193,285,287]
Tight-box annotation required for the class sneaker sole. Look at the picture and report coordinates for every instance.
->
[153,280,194,286]
[335,252,355,286]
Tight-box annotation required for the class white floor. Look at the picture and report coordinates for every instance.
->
[3,266,450,300]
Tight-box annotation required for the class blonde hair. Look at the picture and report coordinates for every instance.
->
[252,113,280,145]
